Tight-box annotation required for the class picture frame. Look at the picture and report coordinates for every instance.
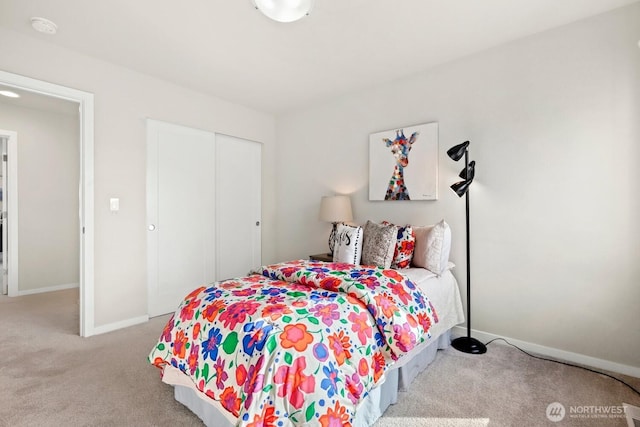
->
[369,122,438,201]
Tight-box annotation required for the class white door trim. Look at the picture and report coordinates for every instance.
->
[0,130,18,297]
[0,135,6,295]
[0,70,95,337]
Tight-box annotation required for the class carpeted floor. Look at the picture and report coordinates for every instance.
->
[1,289,638,426]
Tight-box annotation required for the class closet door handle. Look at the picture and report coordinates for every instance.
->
[148,224,156,231]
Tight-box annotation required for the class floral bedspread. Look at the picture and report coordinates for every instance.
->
[149,260,438,426]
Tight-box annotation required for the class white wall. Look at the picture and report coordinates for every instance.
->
[0,27,278,328]
[276,4,640,368]
[0,101,79,292]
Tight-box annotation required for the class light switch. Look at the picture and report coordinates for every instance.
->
[110,198,120,212]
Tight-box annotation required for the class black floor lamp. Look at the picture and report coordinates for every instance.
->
[447,141,487,355]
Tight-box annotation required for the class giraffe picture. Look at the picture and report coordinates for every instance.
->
[369,122,438,201]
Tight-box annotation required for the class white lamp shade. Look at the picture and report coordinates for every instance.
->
[319,195,353,223]
[252,0,314,23]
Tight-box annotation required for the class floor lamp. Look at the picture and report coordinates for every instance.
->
[447,141,487,355]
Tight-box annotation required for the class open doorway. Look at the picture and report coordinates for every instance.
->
[0,70,94,337]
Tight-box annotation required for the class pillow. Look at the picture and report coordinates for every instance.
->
[361,220,397,268]
[332,223,363,265]
[382,221,416,269]
[412,220,451,275]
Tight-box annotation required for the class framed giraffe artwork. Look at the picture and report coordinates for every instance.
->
[369,122,438,201]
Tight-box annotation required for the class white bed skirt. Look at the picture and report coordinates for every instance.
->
[172,330,452,427]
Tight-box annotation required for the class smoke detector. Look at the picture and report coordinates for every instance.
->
[31,17,58,35]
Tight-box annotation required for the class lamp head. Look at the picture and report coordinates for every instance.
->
[319,195,353,223]
[447,140,470,161]
[451,179,472,197]
[459,160,475,181]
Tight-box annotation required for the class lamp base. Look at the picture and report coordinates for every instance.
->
[328,222,338,255]
[451,336,487,354]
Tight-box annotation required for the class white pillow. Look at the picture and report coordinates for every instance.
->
[412,220,451,275]
[333,223,363,265]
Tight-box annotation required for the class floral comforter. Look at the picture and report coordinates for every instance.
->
[149,260,438,426]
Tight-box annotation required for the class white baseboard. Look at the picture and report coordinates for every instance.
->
[453,326,640,378]
[16,282,79,296]
[91,315,149,336]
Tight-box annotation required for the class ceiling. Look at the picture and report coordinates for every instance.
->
[0,0,637,114]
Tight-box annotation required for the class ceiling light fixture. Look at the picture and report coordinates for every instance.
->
[252,0,314,23]
[31,17,58,35]
[0,90,21,98]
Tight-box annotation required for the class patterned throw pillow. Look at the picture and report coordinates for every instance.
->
[382,221,416,269]
[361,220,397,268]
[332,223,363,265]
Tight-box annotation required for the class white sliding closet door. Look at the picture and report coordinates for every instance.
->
[215,134,262,280]
[147,120,216,317]
[147,122,262,317]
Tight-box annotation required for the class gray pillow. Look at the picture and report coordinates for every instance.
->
[361,220,397,268]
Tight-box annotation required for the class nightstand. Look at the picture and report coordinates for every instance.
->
[309,253,333,262]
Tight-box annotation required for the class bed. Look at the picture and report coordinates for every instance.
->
[149,258,464,426]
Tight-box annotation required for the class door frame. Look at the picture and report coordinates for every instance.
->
[0,70,95,337]
[0,130,17,296]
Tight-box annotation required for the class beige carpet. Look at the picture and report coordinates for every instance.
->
[1,289,638,427]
